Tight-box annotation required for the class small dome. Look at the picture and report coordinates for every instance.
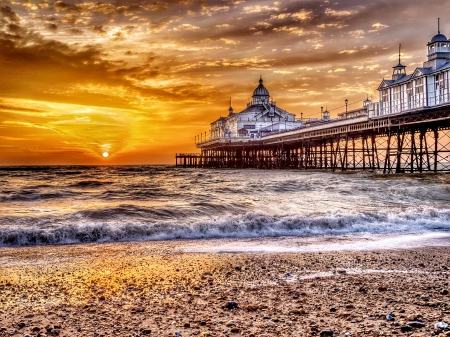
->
[252,77,269,97]
[431,33,447,43]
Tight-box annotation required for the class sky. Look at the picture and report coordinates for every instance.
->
[1,0,449,165]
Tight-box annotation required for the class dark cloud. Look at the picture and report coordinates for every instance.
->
[1,5,20,21]
[45,22,58,31]
[91,24,107,35]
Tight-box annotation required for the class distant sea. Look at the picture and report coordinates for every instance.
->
[1,166,450,246]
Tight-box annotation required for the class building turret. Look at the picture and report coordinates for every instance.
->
[424,18,450,70]
[251,76,270,106]
[392,44,406,81]
[228,97,234,116]
[321,106,330,120]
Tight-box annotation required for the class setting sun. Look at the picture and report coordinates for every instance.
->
[103,152,109,158]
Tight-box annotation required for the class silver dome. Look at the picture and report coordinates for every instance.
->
[252,77,269,97]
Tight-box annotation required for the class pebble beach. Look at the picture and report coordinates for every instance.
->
[1,238,449,337]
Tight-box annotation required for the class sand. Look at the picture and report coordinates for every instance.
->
[0,238,449,337]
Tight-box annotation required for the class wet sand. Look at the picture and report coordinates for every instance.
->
[0,238,450,337]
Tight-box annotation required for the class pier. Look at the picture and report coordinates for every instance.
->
[176,28,450,173]
[177,104,450,173]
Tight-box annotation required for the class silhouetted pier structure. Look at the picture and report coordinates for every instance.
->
[177,105,450,173]
[176,26,450,173]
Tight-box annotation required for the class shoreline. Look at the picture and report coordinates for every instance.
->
[1,236,450,336]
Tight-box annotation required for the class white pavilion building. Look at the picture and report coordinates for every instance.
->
[374,25,450,116]
[209,77,301,139]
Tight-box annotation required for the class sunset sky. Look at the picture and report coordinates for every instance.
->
[1,0,449,165]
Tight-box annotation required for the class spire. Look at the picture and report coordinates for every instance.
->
[259,75,263,85]
[228,97,233,116]
[438,17,440,34]
[398,43,401,64]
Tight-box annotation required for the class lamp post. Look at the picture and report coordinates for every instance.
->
[345,99,348,118]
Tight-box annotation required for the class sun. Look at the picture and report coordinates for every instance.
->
[103,152,109,158]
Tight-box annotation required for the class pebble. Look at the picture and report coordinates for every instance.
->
[320,330,334,337]
[436,322,449,329]
[224,301,238,309]
[407,321,425,328]
[235,266,242,271]
[441,289,449,295]
[225,320,236,327]
[400,326,412,333]
[175,332,182,337]
[142,329,151,335]
[386,315,394,321]
[17,323,25,329]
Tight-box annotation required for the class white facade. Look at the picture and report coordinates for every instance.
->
[372,30,450,117]
[209,77,301,139]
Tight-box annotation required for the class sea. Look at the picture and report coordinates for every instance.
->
[1,166,450,248]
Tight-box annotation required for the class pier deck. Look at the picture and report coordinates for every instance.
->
[177,104,450,173]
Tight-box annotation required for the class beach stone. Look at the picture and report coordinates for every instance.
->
[330,307,337,312]
[235,266,242,271]
[32,327,40,331]
[320,330,334,337]
[175,332,182,337]
[184,323,190,328]
[407,314,418,321]
[436,322,449,330]
[224,301,238,309]
[400,326,412,332]
[230,328,240,333]
[225,320,236,327]
[378,286,387,292]
[142,329,151,335]
[17,323,25,329]
[441,289,449,295]
[407,321,425,328]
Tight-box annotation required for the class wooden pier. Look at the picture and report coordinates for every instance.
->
[176,105,450,173]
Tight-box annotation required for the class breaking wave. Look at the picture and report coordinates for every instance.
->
[1,207,449,246]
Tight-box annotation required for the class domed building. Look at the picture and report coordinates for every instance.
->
[209,77,300,139]
[376,22,450,116]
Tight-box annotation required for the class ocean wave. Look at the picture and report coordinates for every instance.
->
[69,180,114,188]
[0,190,77,202]
[1,207,449,246]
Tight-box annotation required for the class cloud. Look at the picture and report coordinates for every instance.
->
[1,5,21,21]
[173,23,200,31]
[220,38,241,45]
[242,5,280,13]
[45,22,58,31]
[349,30,365,38]
[325,8,356,18]
[369,22,389,33]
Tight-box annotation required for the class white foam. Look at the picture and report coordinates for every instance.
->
[183,231,450,253]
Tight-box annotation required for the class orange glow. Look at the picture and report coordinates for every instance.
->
[0,1,446,165]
